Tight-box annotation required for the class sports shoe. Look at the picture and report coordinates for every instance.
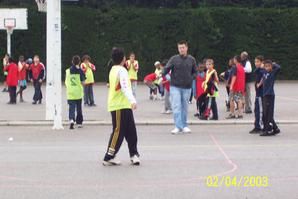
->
[69,120,75,130]
[103,157,121,166]
[245,110,253,114]
[130,155,141,166]
[165,110,172,114]
[77,124,83,128]
[260,131,275,136]
[182,127,191,134]
[273,128,281,135]
[226,114,236,119]
[171,128,181,135]
[249,128,262,134]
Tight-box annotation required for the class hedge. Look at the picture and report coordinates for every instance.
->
[1,6,298,80]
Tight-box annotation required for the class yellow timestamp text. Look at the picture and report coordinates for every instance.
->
[206,176,269,188]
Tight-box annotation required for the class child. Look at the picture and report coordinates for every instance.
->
[153,61,164,99]
[144,72,158,100]
[29,55,45,104]
[65,55,86,130]
[17,55,29,102]
[103,47,140,166]
[201,59,219,120]
[226,56,245,119]
[81,55,96,106]
[249,55,266,134]
[2,54,9,92]
[220,58,233,112]
[194,63,206,118]
[4,57,18,104]
[258,60,281,136]
[161,73,172,114]
[125,52,139,97]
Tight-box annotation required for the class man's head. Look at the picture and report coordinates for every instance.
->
[233,55,241,64]
[241,51,248,61]
[129,52,135,61]
[264,59,273,72]
[72,55,81,66]
[112,47,125,66]
[177,40,188,56]
[33,55,40,64]
[255,55,264,68]
[206,59,214,70]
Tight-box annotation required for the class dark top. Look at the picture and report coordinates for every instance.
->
[262,63,280,96]
[70,65,86,82]
[163,54,197,89]
[254,68,266,97]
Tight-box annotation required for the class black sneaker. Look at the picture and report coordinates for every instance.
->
[70,122,75,130]
[38,100,42,104]
[249,128,262,134]
[273,128,281,135]
[245,110,253,114]
[194,113,200,117]
[32,101,37,105]
[260,131,275,136]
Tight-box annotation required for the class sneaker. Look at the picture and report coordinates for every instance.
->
[165,110,172,114]
[245,110,253,114]
[273,128,281,135]
[103,157,121,166]
[188,101,192,104]
[149,95,154,100]
[38,100,42,104]
[236,115,243,119]
[194,113,200,117]
[130,155,141,166]
[2,88,8,92]
[209,117,218,121]
[171,128,181,135]
[70,121,75,130]
[32,101,37,105]
[182,127,191,134]
[249,128,262,134]
[260,131,275,136]
[226,114,236,119]
[77,124,83,128]
[161,109,167,114]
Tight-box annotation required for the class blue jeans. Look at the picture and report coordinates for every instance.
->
[170,86,191,129]
[68,99,83,124]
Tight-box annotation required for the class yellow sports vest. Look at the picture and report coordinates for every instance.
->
[204,69,219,97]
[82,63,95,84]
[127,60,138,81]
[108,65,132,112]
[154,68,162,84]
[65,68,84,100]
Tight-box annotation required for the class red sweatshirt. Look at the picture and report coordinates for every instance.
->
[5,62,19,87]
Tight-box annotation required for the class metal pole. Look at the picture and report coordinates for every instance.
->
[46,0,63,129]
[7,31,11,56]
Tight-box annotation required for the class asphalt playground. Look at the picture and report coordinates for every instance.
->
[0,82,298,199]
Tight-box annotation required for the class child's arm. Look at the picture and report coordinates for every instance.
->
[214,71,219,83]
[272,63,281,76]
[134,61,139,71]
[257,78,264,88]
[89,63,96,71]
[119,67,137,108]
[230,76,236,92]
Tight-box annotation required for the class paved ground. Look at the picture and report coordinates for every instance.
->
[0,124,298,199]
[0,81,298,123]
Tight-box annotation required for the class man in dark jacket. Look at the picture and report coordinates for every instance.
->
[163,40,197,134]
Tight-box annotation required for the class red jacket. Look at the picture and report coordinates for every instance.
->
[232,63,246,93]
[144,73,157,82]
[5,62,19,86]
[195,72,206,98]
[30,63,45,80]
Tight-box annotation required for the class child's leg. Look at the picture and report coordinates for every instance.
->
[269,95,278,130]
[254,97,263,129]
[164,90,171,111]
[68,100,76,122]
[89,85,95,105]
[83,85,88,105]
[262,96,270,131]
[123,109,139,157]
[211,97,218,119]
[76,99,83,125]
[104,110,125,161]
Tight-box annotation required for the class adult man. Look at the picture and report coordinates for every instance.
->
[241,51,253,113]
[163,40,197,134]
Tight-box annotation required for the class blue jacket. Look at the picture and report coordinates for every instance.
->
[262,63,280,96]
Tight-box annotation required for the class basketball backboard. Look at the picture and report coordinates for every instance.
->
[0,8,28,30]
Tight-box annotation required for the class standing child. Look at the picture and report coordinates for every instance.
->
[194,63,206,118]
[2,54,9,92]
[17,55,29,102]
[161,72,172,114]
[125,52,139,97]
[220,58,233,112]
[103,47,140,166]
[29,55,45,104]
[258,60,281,136]
[4,57,18,104]
[249,56,266,134]
[65,55,86,130]
[144,72,158,100]
[201,59,219,120]
[226,56,246,119]
[81,55,96,106]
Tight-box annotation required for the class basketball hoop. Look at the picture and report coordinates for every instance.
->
[4,18,16,34]
[36,0,47,13]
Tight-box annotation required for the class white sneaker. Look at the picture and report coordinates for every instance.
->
[182,127,191,134]
[171,128,181,135]
[77,124,83,128]
[130,155,141,166]
[161,109,167,114]
[102,157,121,166]
[165,110,172,114]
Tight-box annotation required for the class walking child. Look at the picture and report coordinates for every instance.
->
[220,58,233,112]
[65,55,86,130]
[2,54,9,92]
[194,63,206,118]
[103,47,140,166]
[4,58,18,104]
[125,52,139,97]
[81,55,96,106]
[29,55,45,104]
[17,55,29,102]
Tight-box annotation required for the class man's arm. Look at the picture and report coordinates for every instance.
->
[162,56,174,76]
[118,68,137,107]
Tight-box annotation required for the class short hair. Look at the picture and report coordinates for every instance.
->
[264,59,273,66]
[19,55,25,61]
[177,40,188,46]
[72,55,81,65]
[255,55,264,62]
[234,55,241,63]
[34,55,39,59]
[8,57,14,63]
[82,55,91,62]
[129,52,135,57]
[206,59,214,65]
[112,47,125,65]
